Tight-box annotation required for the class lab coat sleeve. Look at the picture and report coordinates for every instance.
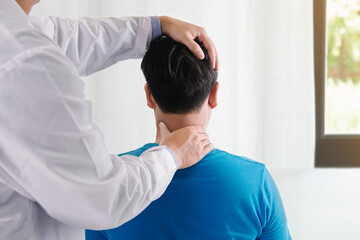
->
[0,41,177,230]
[28,16,152,76]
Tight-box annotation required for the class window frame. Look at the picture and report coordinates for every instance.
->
[314,0,360,167]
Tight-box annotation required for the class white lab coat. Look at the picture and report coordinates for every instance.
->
[0,0,177,239]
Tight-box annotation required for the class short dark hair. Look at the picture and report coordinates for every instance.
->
[141,35,218,114]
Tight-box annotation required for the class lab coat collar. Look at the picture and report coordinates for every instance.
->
[0,0,29,27]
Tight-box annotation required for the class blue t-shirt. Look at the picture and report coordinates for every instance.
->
[86,143,291,240]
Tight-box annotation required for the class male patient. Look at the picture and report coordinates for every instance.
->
[86,36,291,240]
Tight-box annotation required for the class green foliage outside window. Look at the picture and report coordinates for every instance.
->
[327,0,360,84]
[325,0,360,134]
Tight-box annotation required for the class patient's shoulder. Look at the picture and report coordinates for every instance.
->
[204,148,265,170]
[174,149,268,200]
[196,149,267,186]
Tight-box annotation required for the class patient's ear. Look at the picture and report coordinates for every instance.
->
[144,83,156,109]
[208,82,219,109]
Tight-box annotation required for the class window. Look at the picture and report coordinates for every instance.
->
[314,0,360,167]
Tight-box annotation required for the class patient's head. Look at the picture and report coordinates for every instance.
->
[141,35,219,133]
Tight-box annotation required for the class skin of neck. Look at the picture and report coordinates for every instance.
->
[154,102,211,143]
[144,82,219,144]
[16,0,40,15]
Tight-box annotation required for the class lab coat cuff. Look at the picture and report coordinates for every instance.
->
[150,16,162,41]
[164,146,179,169]
[136,17,152,57]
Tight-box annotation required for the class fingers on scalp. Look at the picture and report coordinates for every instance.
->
[196,33,217,69]
[214,47,219,70]
[185,33,204,59]
[204,40,217,69]
[194,46,205,59]
[209,46,217,69]
[209,49,216,69]
[198,34,212,49]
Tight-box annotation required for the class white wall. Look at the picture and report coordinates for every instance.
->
[271,168,360,240]
[32,1,360,239]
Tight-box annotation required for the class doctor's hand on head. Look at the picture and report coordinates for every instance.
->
[159,16,219,71]
[158,122,213,169]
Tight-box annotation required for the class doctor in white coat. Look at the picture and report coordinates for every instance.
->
[0,0,219,239]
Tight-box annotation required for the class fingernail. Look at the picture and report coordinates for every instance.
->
[159,122,165,128]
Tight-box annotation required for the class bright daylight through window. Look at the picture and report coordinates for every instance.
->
[325,0,360,134]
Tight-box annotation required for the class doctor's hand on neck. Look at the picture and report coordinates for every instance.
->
[158,122,213,169]
[16,0,40,14]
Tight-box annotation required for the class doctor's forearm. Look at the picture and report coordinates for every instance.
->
[27,146,177,230]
